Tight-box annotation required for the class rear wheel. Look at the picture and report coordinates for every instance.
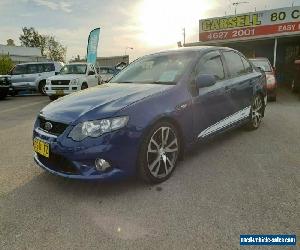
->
[291,80,299,93]
[38,80,47,95]
[81,83,88,90]
[138,121,180,183]
[247,95,264,130]
[0,91,8,100]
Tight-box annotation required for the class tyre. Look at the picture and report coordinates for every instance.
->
[10,90,18,96]
[138,121,181,183]
[291,80,299,93]
[49,95,58,101]
[81,83,88,90]
[268,95,277,102]
[38,80,47,95]
[0,91,8,100]
[246,94,264,130]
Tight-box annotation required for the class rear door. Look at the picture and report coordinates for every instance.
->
[222,50,253,114]
[24,64,38,85]
[191,50,232,139]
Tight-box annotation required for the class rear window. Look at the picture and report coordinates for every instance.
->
[223,51,245,78]
[251,60,272,72]
[43,63,55,72]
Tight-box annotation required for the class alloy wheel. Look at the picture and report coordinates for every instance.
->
[251,96,263,128]
[146,126,179,179]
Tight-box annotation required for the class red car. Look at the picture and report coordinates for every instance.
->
[249,58,277,101]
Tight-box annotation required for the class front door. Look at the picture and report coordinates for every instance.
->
[191,51,232,139]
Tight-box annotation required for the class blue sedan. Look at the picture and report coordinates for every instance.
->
[33,46,267,183]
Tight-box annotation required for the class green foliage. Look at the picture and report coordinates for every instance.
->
[0,56,14,75]
[19,27,67,62]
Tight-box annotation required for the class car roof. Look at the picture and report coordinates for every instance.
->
[249,57,271,62]
[17,62,55,66]
[145,46,234,57]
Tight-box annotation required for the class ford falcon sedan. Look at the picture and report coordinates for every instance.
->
[33,46,267,183]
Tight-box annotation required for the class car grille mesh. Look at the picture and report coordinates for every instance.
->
[37,153,79,174]
[51,80,70,85]
[38,116,68,136]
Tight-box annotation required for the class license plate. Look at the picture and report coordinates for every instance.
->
[33,138,49,158]
[56,90,64,95]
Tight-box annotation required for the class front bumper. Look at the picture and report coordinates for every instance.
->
[45,85,79,96]
[33,125,141,180]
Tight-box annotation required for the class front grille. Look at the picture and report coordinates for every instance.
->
[51,87,69,90]
[39,116,69,136]
[51,80,70,85]
[38,153,79,174]
[0,77,10,86]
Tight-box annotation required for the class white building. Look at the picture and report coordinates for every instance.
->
[0,44,47,63]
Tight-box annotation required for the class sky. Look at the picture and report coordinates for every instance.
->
[1,0,300,61]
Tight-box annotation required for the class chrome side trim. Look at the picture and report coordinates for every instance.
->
[198,106,251,138]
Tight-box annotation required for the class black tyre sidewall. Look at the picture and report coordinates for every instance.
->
[138,121,181,184]
[81,83,88,90]
[38,81,46,95]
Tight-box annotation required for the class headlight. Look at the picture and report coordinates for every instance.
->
[68,116,129,141]
[46,79,51,84]
[71,79,80,85]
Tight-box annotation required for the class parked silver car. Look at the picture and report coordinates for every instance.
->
[9,62,64,95]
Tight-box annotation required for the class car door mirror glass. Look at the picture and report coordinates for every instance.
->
[195,74,216,89]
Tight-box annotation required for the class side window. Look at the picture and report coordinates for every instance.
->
[27,64,38,74]
[43,63,55,72]
[12,65,27,75]
[37,64,44,73]
[223,51,245,78]
[196,52,225,81]
[240,56,252,73]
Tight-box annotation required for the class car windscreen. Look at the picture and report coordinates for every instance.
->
[251,60,272,72]
[110,52,195,84]
[60,64,87,74]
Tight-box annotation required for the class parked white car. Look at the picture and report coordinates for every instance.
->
[45,63,101,101]
[9,62,63,95]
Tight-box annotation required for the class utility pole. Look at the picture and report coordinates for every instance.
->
[183,28,186,45]
[232,1,249,15]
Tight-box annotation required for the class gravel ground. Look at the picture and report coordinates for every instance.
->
[0,89,299,250]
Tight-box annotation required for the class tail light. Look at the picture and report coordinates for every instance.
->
[266,75,276,86]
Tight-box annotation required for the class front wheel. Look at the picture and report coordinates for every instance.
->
[38,81,47,95]
[138,121,181,183]
[81,83,88,90]
[246,95,264,130]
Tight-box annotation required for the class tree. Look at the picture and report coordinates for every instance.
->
[19,27,46,55]
[19,27,67,62]
[0,56,14,75]
[44,35,67,62]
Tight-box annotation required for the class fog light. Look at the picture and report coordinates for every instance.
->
[95,158,111,171]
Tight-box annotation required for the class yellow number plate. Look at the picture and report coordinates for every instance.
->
[56,90,64,95]
[33,138,50,158]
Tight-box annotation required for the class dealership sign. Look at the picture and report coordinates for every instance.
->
[199,7,300,42]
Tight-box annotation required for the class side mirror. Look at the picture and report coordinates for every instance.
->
[88,71,95,76]
[195,74,216,89]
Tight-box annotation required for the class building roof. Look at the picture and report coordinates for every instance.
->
[0,44,42,57]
